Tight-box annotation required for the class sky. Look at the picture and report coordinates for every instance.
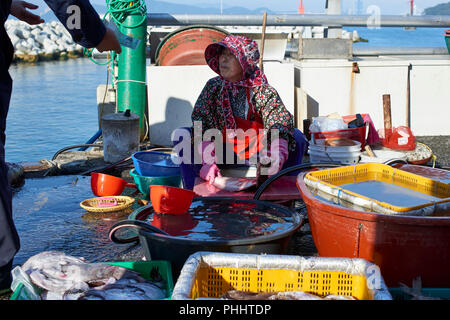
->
[100,0,447,14]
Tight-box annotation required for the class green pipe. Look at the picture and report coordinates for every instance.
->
[117,13,147,140]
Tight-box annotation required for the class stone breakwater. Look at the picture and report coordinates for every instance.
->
[5,19,84,63]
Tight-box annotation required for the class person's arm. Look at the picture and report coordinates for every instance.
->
[43,0,107,49]
[192,78,223,184]
[191,77,222,133]
[254,84,295,149]
[254,85,295,175]
[10,0,120,52]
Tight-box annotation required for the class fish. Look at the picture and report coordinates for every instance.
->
[213,176,257,192]
[78,282,165,300]
[399,277,442,300]
[221,290,356,300]
[20,251,166,300]
[22,251,135,294]
[78,271,165,300]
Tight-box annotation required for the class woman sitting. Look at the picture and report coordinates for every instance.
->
[175,34,308,190]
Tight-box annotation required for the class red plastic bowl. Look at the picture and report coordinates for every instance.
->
[149,185,195,214]
[91,172,136,197]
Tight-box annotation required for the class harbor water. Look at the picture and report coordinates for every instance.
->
[349,27,448,47]
[6,58,106,163]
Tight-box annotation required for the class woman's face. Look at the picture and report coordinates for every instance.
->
[219,47,243,82]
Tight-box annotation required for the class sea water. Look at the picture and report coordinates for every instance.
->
[6,58,106,163]
[350,27,448,48]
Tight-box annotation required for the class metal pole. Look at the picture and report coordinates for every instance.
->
[325,0,342,38]
[352,46,449,55]
[147,13,450,28]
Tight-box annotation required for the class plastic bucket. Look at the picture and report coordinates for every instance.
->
[149,185,195,215]
[308,139,361,153]
[91,172,136,196]
[131,151,180,177]
[311,126,367,151]
[309,152,360,165]
[129,169,182,196]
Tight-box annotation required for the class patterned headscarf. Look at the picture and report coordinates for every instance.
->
[205,35,268,129]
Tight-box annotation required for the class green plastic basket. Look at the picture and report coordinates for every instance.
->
[10,260,173,300]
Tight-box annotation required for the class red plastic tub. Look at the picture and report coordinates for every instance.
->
[309,114,373,151]
[155,25,228,66]
[311,126,366,151]
[296,171,450,288]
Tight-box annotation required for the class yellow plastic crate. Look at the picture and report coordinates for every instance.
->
[192,267,370,300]
[171,252,392,300]
[305,163,450,213]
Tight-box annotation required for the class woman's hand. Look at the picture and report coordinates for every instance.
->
[266,138,289,176]
[10,1,44,25]
[200,163,222,185]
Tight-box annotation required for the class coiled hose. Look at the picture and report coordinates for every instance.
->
[83,0,147,65]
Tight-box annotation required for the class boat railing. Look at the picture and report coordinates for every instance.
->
[146,13,450,28]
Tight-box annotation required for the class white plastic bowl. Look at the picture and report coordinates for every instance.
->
[309,150,361,164]
[308,139,361,153]
[359,149,407,164]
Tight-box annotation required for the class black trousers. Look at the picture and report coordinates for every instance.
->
[0,4,20,287]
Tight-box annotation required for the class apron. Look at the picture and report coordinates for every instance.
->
[222,88,265,161]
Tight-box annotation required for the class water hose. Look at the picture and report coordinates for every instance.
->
[83,0,146,62]
[78,129,102,151]
[109,219,169,244]
[253,162,343,201]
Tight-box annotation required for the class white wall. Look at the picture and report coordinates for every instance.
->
[295,55,450,136]
[147,62,294,146]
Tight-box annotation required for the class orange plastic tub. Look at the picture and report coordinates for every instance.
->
[297,170,450,288]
